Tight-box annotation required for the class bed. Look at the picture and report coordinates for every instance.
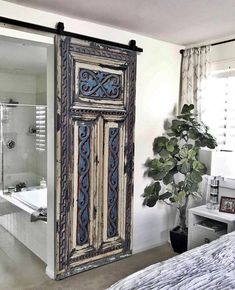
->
[107,231,235,290]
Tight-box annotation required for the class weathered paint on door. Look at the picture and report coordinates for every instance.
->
[55,36,137,279]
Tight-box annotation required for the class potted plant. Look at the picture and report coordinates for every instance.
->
[142,104,217,253]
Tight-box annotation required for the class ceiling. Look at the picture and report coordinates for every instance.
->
[0,38,47,75]
[5,0,235,45]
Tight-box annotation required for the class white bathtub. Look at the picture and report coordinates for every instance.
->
[0,188,47,263]
[12,188,47,210]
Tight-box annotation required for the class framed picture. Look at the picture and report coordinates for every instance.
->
[219,196,235,214]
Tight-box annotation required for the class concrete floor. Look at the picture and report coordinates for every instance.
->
[0,225,176,290]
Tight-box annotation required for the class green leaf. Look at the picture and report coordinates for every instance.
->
[193,160,207,173]
[142,182,161,207]
[143,158,169,180]
[176,190,186,202]
[159,149,170,158]
[169,196,176,203]
[184,144,193,150]
[166,143,174,152]
[144,157,176,181]
[169,137,178,146]
[153,136,169,154]
[195,140,202,147]
[164,158,176,171]
[143,195,158,207]
[179,147,188,159]
[142,182,161,197]
[187,182,199,192]
[181,104,194,114]
[154,171,168,180]
[170,120,188,136]
[177,181,185,188]
[144,158,163,172]
[163,172,174,185]
[159,192,172,200]
[189,170,203,183]
[178,161,192,174]
[188,149,197,159]
[166,132,175,137]
[188,129,198,140]
[172,147,180,155]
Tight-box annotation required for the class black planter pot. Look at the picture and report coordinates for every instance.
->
[170,226,188,254]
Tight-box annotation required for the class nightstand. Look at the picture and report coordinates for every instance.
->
[188,205,235,250]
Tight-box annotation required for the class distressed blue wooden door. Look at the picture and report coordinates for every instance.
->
[56,36,137,279]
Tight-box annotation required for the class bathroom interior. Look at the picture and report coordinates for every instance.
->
[0,31,54,285]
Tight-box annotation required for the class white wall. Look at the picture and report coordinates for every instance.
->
[133,43,181,252]
[0,1,182,256]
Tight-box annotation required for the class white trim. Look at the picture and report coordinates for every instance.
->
[46,45,55,279]
[0,191,35,214]
[46,266,55,279]
[0,103,47,108]
[0,26,53,46]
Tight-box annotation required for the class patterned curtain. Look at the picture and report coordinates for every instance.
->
[179,46,210,119]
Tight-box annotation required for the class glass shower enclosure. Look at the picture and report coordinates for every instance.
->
[0,103,47,193]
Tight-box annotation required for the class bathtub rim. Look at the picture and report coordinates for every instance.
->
[0,190,47,222]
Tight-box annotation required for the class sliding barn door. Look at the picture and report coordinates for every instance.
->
[55,36,137,279]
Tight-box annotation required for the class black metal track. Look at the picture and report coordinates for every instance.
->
[0,16,143,53]
[180,38,235,54]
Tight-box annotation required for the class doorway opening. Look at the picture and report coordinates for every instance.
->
[0,27,55,288]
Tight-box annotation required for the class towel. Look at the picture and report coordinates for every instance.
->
[30,207,47,222]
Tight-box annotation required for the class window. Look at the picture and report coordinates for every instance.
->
[201,70,235,150]
[36,106,47,151]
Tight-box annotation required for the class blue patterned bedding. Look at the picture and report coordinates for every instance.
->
[107,232,235,290]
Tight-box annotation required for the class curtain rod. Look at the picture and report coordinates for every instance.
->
[0,16,143,53]
[179,37,235,54]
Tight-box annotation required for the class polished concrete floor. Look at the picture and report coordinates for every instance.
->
[0,225,176,290]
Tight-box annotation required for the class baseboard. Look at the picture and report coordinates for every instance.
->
[133,240,168,254]
[46,266,55,279]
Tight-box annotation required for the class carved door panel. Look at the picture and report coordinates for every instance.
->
[56,36,136,279]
